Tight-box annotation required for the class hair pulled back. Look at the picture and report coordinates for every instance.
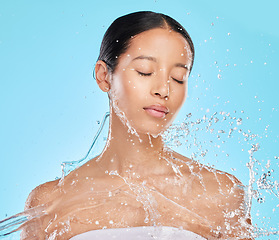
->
[97,11,195,73]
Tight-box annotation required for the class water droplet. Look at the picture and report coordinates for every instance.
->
[236,118,242,125]
[144,217,149,223]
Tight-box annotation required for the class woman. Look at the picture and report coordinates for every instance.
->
[22,11,252,239]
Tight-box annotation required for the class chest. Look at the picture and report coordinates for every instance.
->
[43,175,223,239]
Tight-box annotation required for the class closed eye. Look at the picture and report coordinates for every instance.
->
[137,71,153,77]
[172,77,184,84]
[137,70,185,84]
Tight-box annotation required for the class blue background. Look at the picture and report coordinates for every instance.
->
[0,0,278,238]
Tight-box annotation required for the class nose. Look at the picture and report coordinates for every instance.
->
[151,74,170,100]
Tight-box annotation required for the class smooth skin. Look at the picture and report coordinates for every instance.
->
[22,28,252,239]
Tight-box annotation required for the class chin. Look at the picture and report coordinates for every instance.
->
[132,116,174,135]
[135,124,169,138]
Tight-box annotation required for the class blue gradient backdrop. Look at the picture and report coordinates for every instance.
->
[0,0,278,238]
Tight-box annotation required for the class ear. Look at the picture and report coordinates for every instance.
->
[95,60,111,92]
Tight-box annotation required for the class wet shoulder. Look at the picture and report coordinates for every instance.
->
[25,158,101,211]
[25,179,60,210]
[25,155,104,210]
[171,151,245,202]
[171,151,250,236]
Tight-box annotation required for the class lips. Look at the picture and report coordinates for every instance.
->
[143,105,169,118]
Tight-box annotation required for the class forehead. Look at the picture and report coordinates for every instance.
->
[126,28,192,61]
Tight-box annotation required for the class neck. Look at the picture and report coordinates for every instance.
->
[96,106,169,177]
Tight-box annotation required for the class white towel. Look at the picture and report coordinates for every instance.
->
[70,226,206,240]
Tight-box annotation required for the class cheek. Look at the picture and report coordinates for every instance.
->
[171,84,188,108]
[110,73,130,100]
[122,71,151,97]
[111,72,147,105]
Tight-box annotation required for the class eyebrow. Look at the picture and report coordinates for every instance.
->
[132,55,157,62]
[132,55,189,70]
[174,63,189,70]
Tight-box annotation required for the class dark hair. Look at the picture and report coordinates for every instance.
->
[97,11,195,73]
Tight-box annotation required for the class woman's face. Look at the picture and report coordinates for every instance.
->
[109,28,192,136]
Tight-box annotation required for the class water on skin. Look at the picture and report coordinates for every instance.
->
[1,61,278,239]
[1,107,278,239]
[163,110,279,238]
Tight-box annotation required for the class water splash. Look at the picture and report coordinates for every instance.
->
[163,110,279,238]
[60,111,110,179]
[0,205,46,238]
[0,110,278,239]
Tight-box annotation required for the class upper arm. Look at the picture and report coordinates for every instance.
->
[218,174,253,239]
[21,180,59,240]
[25,180,59,210]
[25,185,44,210]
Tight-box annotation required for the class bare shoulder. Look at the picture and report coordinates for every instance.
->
[25,156,101,211]
[172,150,243,191]
[25,179,60,210]
[171,151,252,238]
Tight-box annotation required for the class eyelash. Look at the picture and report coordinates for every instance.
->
[137,71,152,77]
[137,71,184,84]
[172,78,184,84]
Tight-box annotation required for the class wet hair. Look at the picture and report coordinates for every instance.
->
[97,11,195,73]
